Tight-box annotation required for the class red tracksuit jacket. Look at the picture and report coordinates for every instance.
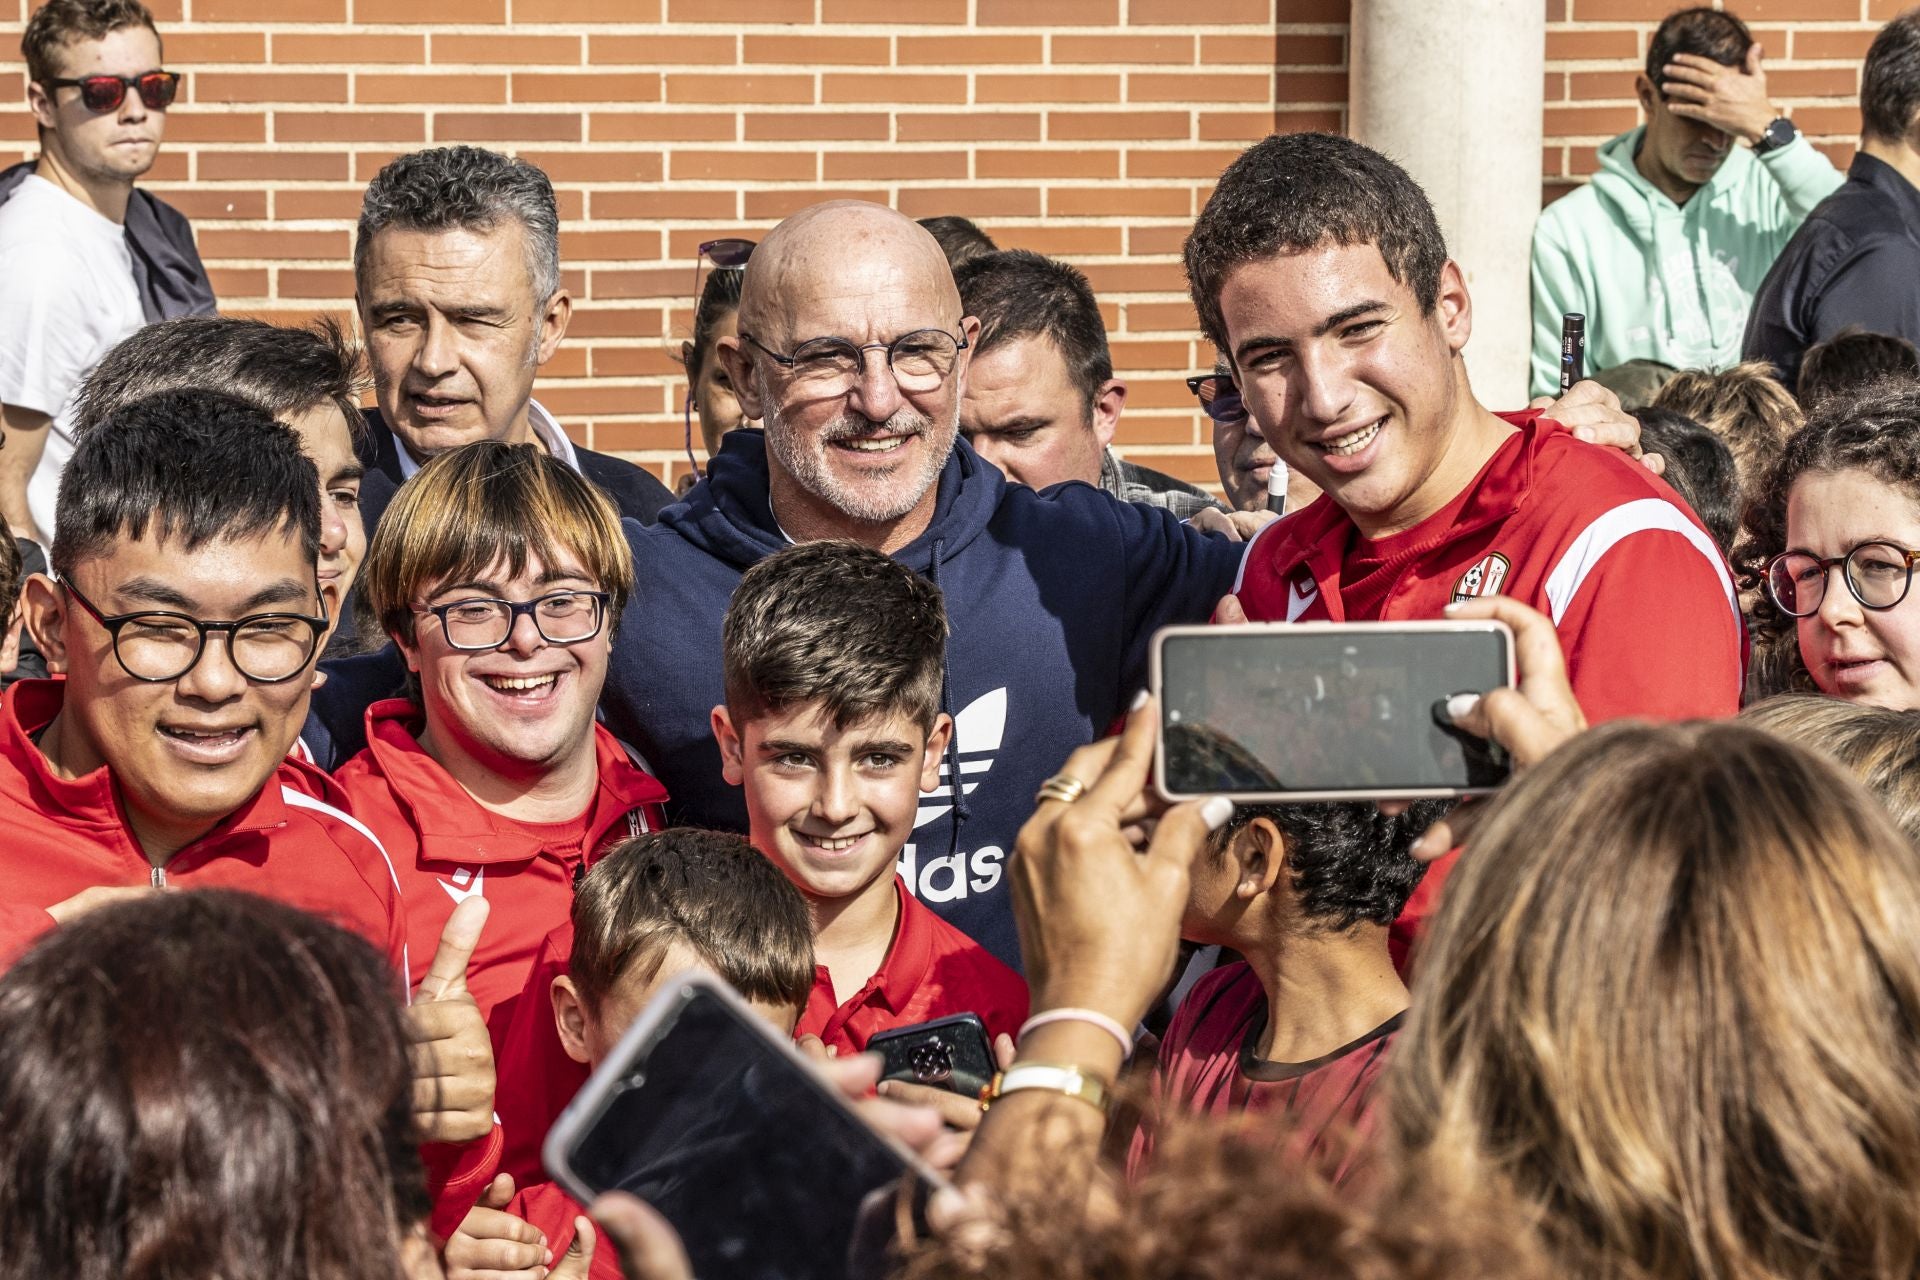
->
[1234,413,1745,723]
[332,699,669,1022]
[0,679,407,970]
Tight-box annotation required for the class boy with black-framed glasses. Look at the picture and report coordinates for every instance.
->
[336,440,667,1023]
[0,388,402,968]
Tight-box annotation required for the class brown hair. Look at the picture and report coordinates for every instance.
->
[0,531,22,640]
[21,0,158,84]
[1744,694,1920,843]
[570,828,815,1016]
[1651,360,1803,491]
[1391,720,1920,1280]
[360,441,633,644]
[722,539,947,732]
[0,889,426,1279]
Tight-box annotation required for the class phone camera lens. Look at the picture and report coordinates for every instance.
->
[909,1042,954,1084]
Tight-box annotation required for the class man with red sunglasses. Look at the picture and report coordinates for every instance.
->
[0,0,212,551]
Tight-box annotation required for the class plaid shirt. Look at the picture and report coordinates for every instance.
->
[1099,448,1224,520]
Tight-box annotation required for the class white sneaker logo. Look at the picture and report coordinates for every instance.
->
[438,866,486,906]
[914,688,1006,829]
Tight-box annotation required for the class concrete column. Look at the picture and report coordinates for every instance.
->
[1350,0,1546,406]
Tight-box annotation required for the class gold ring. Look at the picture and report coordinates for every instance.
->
[1035,774,1088,805]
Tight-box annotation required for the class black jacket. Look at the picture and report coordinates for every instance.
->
[1743,153,1920,387]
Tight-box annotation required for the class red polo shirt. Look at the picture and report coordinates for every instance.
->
[333,699,668,1020]
[0,679,407,971]
[502,1181,623,1280]
[798,876,1029,1054]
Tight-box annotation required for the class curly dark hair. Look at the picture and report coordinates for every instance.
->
[1206,800,1448,930]
[1733,381,1920,656]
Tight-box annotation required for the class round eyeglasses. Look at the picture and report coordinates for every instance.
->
[1765,542,1920,617]
[739,327,967,397]
[417,590,611,652]
[62,579,327,684]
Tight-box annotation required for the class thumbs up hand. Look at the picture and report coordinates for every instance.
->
[407,897,496,1144]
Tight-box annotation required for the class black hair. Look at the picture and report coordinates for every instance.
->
[1798,328,1920,409]
[1646,8,1753,93]
[685,264,746,386]
[1208,800,1447,930]
[1864,11,1920,144]
[954,249,1112,416]
[52,388,321,578]
[73,315,366,445]
[918,215,998,269]
[1184,133,1449,355]
[1633,406,1740,554]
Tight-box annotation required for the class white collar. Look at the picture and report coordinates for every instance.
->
[393,398,581,480]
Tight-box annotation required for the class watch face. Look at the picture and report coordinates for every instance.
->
[1763,118,1795,149]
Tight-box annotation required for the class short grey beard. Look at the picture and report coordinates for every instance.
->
[766,404,956,525]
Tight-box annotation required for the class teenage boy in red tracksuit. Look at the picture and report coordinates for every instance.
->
[334,441,667,1027]
[1184,135,1745,958]
[0,391,497,1239]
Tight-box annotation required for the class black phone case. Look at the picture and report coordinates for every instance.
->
[868,1013,995,1098]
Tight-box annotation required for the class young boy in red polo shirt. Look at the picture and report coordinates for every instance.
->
[712,540,1028,1054]
[1130,799,1445,1186]
[334,441,667,1023]
[449,828,816,1280]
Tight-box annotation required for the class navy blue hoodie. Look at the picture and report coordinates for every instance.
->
[599,429,1245,968]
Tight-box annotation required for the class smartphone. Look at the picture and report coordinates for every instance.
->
[1151,620,1515,803]
[869,1013,995,1099]
[544,972,947,1280]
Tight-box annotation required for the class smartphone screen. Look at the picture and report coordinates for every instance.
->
[545,978,930,1280]
[1154,622,1513,800]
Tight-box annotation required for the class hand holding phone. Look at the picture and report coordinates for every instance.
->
[869,1013,996,1099]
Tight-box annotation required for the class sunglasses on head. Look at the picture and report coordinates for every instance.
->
[683,237,759,483]
[1185,372,1247,426]
[42,69,180,114]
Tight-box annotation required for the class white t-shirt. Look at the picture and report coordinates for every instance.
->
[0,174,147,538]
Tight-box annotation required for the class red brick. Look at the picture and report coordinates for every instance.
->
[358,74,506,104]
[541,349,590,379]
[356,0,503,18]
[1131,72,1275,103]
[898,112,1041,142]
[1127,224,1188,255]
[590,422,691,453]
[275,32,422,63]
[1793,105,1865,137]
[745,112,890,142]
[744,35,890,65]
[275,189,363,220]
[1048,110,1191,141]
[1736,0,1863,16]
[432,112,581,142]
[977,0,1115,22]
[171,32,267,62]
[514,0,658,16]
[822,74,967,104]
[1126,301,1202,332]
[440,33,580,64]
[1769,66,1862,98]
[977,147,1119,179]
[1112,416,1205,448]
[515,73,661,104]
[593,267,690,300]
[591,190,738,221]
[165,112,268,142]
[147,187,269,220]
[1270,70,1347,102]
[279,267,356,298]
[744,187,889,218]
[195,0,342,18]
[666,228,762,256]
[1054,34,1192,64]
[895,187,1042,218]
[591,112,736,143]
[665,0,812,19]
[208,267,271,297]
[1213,34,1342,66]
[570,306,667,339]
[825,149,968,179]
[563,230,665,261]
[1130,0,1269,20]
[1271,108,1344,134]
[539,385,664,416]
[1793,29,1876,61]
[1567,0,1684,15]
[994,225,1124,256]
[1081,261,1187,294]
[1127,147,1243,178]
[199,228,349,260]
[193,71,347,103]
[979,74,1121,104]
[1111,340,1192,370]
[670,149,818,181]
[199,150,348,181]
[1050,185,1190,217]
[590,35,733,65]
[524,150,663,183]
[1567,70,1638,99]
[276,110,424,142]
[898,35,1045,63]
[590,348,681,377]
[667,74,815,104]
[1544,103,1642,135]
[1545,29,1638,61]
[823,0,967,18]
[1199,109,1285,140]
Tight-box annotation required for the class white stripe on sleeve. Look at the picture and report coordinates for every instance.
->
[1542,497,1738,626]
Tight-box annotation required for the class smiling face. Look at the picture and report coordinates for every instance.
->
[29,24,166,189]
[358,220,569,462]
[1222,242,1472,538]
[31,529,321,857]
[283,401,366,617]
[399,549,609,782]
[961,333,1115,491]
[1788,468,1920,709]
[714,701,951,905]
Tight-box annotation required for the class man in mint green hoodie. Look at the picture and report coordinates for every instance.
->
[1529,7,1842,398]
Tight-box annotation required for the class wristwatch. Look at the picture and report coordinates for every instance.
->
[1752,116,1797,156]
[977,1062,1110,1114]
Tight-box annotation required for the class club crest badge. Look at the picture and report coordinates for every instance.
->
[1451,553,1510,604]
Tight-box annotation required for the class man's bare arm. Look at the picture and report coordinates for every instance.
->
[0,404,50,544]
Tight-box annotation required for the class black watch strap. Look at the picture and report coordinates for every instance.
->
[1753,116,1796,156]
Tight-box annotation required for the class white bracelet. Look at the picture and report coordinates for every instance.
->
[1019,1007,1135,1058]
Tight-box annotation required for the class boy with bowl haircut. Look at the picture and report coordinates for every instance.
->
[336,441,668,1021]
[451,828,816,1279]
[712,539,1028,1052]
[1132,799,1447,1185]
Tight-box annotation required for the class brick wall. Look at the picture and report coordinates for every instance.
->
[0,0,1892,489]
